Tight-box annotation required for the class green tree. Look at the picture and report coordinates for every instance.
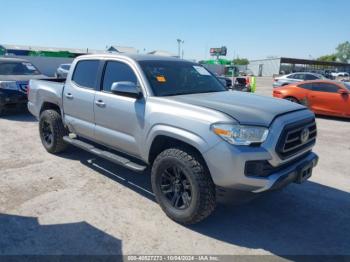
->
[317,54,337,62]
[335,41,350,63]
[233,57,249,65]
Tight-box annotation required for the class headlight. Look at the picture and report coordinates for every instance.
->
[212,123,269,145]
[0,81,18,90]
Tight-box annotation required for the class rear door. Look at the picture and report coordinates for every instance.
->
[307,82,349,116]
[93,60,145,158]
[63,59,101,140]
[288,73,304,83]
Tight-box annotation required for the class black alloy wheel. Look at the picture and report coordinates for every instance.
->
[160,166,192,210]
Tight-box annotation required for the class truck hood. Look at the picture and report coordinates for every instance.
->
[0,74,49,81]
[166,91,306,126]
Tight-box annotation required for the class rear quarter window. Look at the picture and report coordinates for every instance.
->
[72,60,100,89]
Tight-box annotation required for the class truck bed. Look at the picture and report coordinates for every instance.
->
[27,78,65,119]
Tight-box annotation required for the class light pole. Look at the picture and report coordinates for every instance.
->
[177,39,184,58]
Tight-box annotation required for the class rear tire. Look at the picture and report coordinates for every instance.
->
[151,147,216,224]
[39,110,68,154]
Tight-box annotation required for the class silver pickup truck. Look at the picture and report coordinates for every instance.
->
[28,54,318,224]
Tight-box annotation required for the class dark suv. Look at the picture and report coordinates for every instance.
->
[0,57,47,115]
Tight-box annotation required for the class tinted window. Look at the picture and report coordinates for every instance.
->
[287,74,296,79]
[102,61,137,92]
[312,83,339,93]
[72,60,100,89]
[0,61,41,75]
[305,74,318,80]
[298,83,314,90]
[139,61,226,96]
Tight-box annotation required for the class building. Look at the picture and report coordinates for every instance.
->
[248,57,350,77]
[106,45,138,54]
[0,44,104,57]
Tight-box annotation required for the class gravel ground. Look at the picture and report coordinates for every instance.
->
[0,77,349,258]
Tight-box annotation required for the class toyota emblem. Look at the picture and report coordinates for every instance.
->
[300,128,310,144]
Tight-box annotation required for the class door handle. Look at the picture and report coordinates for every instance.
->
[65,93,73,99]
[95,100,106,107]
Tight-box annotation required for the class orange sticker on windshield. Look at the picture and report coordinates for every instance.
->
[156,76,166,82]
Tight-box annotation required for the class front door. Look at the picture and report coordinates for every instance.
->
[308,82,349,117]
[93,60,145,158]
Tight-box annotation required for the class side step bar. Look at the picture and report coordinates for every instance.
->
[63,136,147,172]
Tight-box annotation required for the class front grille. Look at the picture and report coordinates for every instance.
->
[276,118,317,159]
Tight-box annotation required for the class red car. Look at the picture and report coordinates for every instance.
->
[273,80,350,118]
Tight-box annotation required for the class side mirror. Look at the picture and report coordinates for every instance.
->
[111,81,142,98]
[338,89,349,95]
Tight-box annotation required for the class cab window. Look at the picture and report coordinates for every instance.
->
[72,60,100,89]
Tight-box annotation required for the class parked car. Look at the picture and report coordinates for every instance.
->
[232,77,251,92]
[0,57,47,115]
[273,80,350,118]
[331,72,349,77]
[28,54,318,224]
[323,70,335,80]
[273,72,325,88]
[55,64,71,78]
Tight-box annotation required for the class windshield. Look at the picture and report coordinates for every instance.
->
[139,61,226,96]
[0,61,41,75]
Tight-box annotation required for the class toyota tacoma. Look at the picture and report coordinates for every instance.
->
[28,54,319,224]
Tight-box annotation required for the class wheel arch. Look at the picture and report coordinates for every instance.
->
[40,102,62,117]
[146,126,210,165]
[284,96,300,103]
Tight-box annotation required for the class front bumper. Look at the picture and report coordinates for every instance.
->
[0,89,27,108]
[252,152,318,192]
[203,110,318,193]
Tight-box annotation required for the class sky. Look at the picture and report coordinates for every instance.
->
[0,0,349,61]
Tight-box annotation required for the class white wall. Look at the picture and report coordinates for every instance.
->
[248,58,281,77]
[1,55,74,77]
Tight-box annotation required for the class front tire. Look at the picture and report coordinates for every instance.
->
[39,110,68,154]
[151,147,216,224]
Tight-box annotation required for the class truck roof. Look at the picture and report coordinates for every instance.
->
[77,53,186,62]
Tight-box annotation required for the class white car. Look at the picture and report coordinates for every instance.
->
[331,72,349,77]
[55,64,71,78]
[273,72,325,88]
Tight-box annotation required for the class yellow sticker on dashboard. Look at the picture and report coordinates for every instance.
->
[156,76,166,82]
